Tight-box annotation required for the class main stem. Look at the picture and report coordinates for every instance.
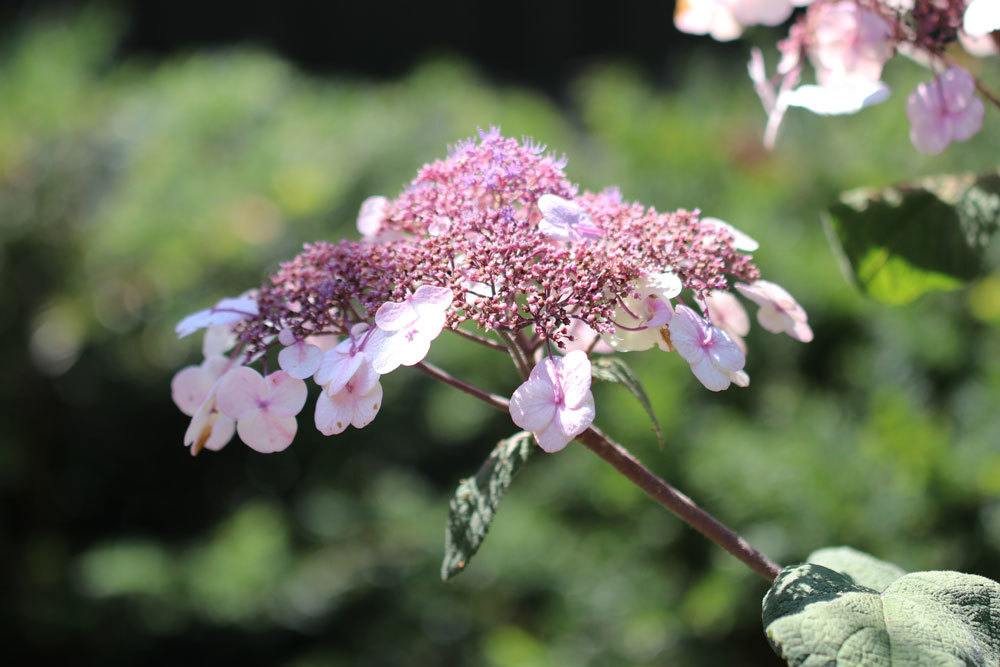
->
[415,360,783,582]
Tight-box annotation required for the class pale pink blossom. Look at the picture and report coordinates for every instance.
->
[806,1,893,87]
[314,362,383,435]
[702,217,759,252]
[964,0,1000,38]
[369,285,453,374]
[782,79,890,114]
[202,325,237,357]
[906,66,985,155]
[171,355,231,416]
[176,294,258,338]
[183,380,235,455]
[959,31,999,58]
[217,368,308,453]
[669,305,748,391]
[562,319,614,354]
[735,280,813,342]
[537,194,603,242]
[607,272,680,352]
[277,328,324,380]
[357,195,389,238]
[705,290,750,353]
[674,0,744,41]
[674,0,798,42]
[314,324,376,393]
[509,350,596,453]
[304,333,340,352]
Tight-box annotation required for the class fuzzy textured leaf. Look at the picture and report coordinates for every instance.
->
[826,171,1000,305]
[590,357,664,447]
[441,431,533,580]
[762,546,1000,666]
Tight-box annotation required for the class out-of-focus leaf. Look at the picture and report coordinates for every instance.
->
[441,431,533,580]
[762,546,1000,666]
[591,357,664,447]
[825,172,1000,304]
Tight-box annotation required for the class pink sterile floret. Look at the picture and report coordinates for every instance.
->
[314,323,375,394]
[315,362,383,435]
[277,327,324,380]
[706,290,751,353]
[171,355,232,417]
[217,368,308,453]
[906,66,985,155]
[806,0,894,87]
[370,285,454,374]
[736,280,813,342]
[175,294,258,338]
[357,195,389,239]
[537,194,604,242]
[669,304,748,392]
[509,350,596,453]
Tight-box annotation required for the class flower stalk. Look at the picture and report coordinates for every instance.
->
[419,347,782,582]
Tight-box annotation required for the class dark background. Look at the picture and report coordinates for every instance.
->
[2,2,1000,666]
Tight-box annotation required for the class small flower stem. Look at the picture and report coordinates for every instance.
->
[449,326,508,352]
[575,427,782,582]
[416,361,782,582]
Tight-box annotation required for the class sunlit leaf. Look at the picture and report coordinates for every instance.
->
[441,431,533,580]
[591,357,664,447]
[763,546,1000,666]
[825,172,1000,304]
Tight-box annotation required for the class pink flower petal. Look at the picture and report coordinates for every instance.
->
[690,354,732,392]
[509,375,558,432]
[534,419,573,453]
[278,341,323,380]
[315,346,364,393]
[216,366,265,419]
[237,411,297,453]
[375,299,418,331]
[314,390,354,435]
[202,326,236,357]
[668,305,708,363]
[706,291,750,338]
[708,329,745,372]
[556,393,595,440]
[263,371,308,417]
[411,285,454,312]
[557,350,593,408]
[349,381,383,429]
[357,195,388,238]
[172,365,214,416]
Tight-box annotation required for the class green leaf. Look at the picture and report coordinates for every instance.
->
[590,356,664,447]
[825,171,1000,305]
[441,431,533,580]
[762,546,1000,666]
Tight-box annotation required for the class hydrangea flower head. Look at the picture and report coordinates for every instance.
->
[171,130,808,455]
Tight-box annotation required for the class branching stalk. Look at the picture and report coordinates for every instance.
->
[416,357,782,582]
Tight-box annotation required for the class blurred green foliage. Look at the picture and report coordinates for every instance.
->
[2,9,1000,666]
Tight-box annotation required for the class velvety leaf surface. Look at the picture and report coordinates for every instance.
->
[826,172,1000,304]
[763,548,1000,666]
[441,431,533,580]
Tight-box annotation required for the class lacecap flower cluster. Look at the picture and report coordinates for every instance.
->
[171,130,811,456]
[676,0,998,153]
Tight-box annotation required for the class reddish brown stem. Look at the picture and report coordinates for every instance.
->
[415,360,782,582]
[575,427,782,581]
